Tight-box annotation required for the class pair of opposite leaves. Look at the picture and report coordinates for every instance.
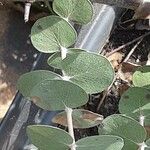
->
[27,114,150,150]
[119,65,150,126]
[31,0,93,57]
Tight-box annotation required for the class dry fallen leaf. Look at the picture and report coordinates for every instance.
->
[0,82,7,91]
[52,109,103,128]
[145,126,150,137]
[31,96,41,105]
[107,52,124,70]
[118,84,130,96]
[0,98,12,120]
[133,2,150,19]
[118,62,140,83]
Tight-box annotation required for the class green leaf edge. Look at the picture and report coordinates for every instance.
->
[52,0,93,25]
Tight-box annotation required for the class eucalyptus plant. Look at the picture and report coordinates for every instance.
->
[98,66,150,150]
[17,0,150,150]
[119,65,150,126]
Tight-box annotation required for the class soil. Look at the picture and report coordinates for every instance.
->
[0,6,38,119]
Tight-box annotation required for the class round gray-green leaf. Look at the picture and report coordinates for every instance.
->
[119,87,150,124]
[47,48,85,69]
[30,79,88,110]
[133,66,150,89]
[52,109,103,128]
[61,52,114,94]
[121,139,138,150]
[17,70,61,97]
[146,138,150,149]
[27,125,73,150]
[76,135,124,150]
[53,0,93,24]
[31,15,77,53]
[98,114,147,149]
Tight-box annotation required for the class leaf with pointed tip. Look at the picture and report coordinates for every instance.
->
[31,15,77,53]
[98,114,147,150]
[76,135,124,150]
[53,0,93,24]
[52,109,103,128]
[48,52,114,94]
[17,70,61,97]
[133,66,150,89]
[47,48,85,69]
[119,87,150,125]
[27,125,73,150]
[30,79,88,110]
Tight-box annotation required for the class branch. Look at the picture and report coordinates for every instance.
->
[123,39,143,62]
[106,32,150,57]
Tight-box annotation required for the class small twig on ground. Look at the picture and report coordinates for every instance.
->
[123,38,143,62]
[119,18,135,25]
[118,18,135,30]
[106,32,150,57]
[96,76,116,112]
[96,90,108,112]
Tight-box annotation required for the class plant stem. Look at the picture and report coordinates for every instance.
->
[139,142,147,150]
[24,2,32,22]
[123,39,142,62]
[139,115,147,150]
[146,51,150,65]
[139,115,145,127]
[61,46,68,60]
[65,107,76,150]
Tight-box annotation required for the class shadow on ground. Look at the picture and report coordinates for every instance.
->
[0,6,37,118]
